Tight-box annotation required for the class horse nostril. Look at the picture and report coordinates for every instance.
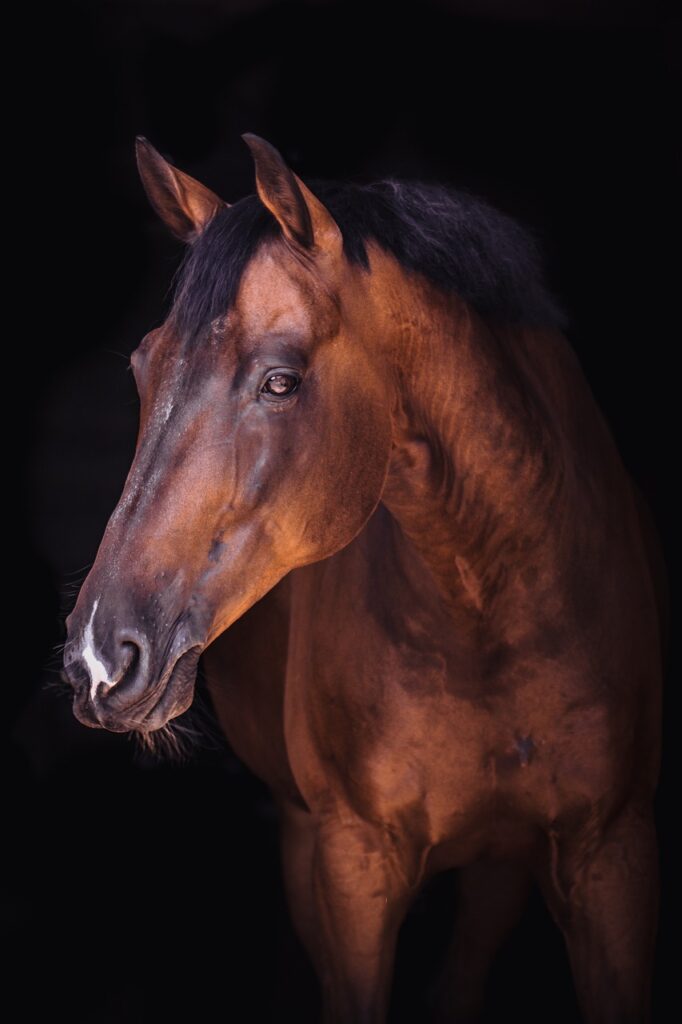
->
[98,629,153,710]
[63,656,90,693]
[118,639,139,680]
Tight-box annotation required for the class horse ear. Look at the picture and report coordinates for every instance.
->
[135,136,228,243]
[241,133,342,259]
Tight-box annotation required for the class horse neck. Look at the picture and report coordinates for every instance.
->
[369,251,569,620]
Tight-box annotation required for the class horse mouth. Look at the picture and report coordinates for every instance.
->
[71,646,202,734]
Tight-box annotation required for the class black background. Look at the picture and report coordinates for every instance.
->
[9,1,677,1020]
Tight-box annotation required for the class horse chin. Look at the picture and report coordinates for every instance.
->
[131,646,202,733]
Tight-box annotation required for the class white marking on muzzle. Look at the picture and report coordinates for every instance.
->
[82,598,114,701]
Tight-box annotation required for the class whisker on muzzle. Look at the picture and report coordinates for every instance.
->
[129,671,225,764]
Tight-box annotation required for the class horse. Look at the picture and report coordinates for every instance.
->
[63,132,667,1023]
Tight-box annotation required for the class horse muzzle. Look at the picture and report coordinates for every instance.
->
[63,606,204,733]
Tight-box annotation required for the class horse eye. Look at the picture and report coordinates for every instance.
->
[261,372,300,398]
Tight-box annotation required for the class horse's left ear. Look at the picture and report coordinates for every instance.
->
[242,133,343,260]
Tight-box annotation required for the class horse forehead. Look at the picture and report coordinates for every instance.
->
[233,247,316,337]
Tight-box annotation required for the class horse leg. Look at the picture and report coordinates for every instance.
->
[276,798,326,980]
[428,859,533,1023]
[537,798,659,1023]
[311,816,421,1024]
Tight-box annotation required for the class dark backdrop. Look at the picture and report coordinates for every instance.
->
[10,1,677,1021]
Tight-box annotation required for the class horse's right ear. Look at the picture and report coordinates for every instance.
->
[135,136,228,243]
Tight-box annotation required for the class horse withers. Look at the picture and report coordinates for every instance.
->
[63,133,666,1023]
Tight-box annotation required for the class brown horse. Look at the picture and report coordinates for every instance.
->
[63,133,667,1023]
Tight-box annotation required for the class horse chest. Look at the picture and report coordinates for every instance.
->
[284,637,622,842]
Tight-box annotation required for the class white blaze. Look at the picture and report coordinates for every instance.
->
[82,599,114,701]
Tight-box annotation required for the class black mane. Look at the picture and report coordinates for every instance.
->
[172,178,567,339]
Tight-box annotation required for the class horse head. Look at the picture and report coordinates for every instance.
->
[63,134,393,734]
